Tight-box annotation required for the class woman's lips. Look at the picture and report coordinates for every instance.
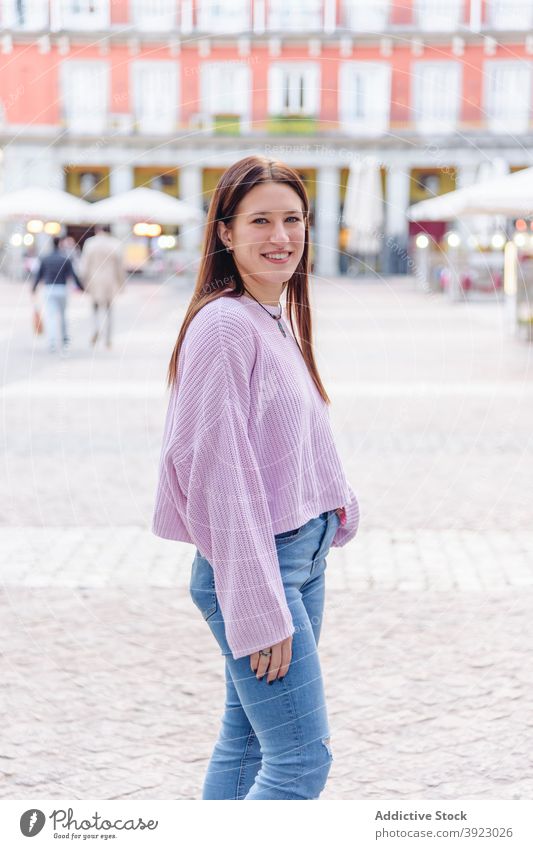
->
[261,252,293,264]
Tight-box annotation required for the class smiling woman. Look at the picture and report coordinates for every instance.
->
[217,182,306,303]
[152,154,360,800]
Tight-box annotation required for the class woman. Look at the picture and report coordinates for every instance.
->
[152,155,360,800]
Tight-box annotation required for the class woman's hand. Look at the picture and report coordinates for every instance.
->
[250,635,293,683]
[334,506,346,526]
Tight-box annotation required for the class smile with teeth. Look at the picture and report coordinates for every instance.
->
[262,251,292,262]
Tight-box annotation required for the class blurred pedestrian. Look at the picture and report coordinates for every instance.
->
[79,224,125,350]
[339,225,350,274]
[61,235,82,276]
[31,235,85,354]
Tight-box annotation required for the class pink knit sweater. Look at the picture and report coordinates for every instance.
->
[152,294,360,659]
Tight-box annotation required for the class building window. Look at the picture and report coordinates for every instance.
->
[130,0,176,30]
[1,0,48,28]
[412,61,461,133]
[61,60,109,133]
[268,63,320,116]
[52,0,109,30]
[343,0,390,31]
[487,0,533,30]
[132,61,178,134]
[197,0,250,32]
[134,167,179,195]
[339,61,391,134]
[414,0,464,31]
[268,0,322,31]
[200,61,251,122]
[484,61,531,133]
[64,165,110,200]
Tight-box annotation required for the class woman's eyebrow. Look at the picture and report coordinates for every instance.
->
[246,209,303,215]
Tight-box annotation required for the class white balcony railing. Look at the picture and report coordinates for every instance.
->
[51,0,110,31]
[196,0,250,32]
[130,0,176,31]
[414,0,464,31]
[343,0,390,32]
[268,0,323,31]
[486,0,533,29]
[1,0,48,29]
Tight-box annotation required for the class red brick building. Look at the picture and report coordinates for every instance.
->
[0,0,531,273]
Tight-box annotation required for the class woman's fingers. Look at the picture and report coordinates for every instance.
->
[266,644,282,683]
[255,649,272,680]
[279,638,292,679]
[250,636,293,682]
[250,649,270,679]
[250,646,276,681]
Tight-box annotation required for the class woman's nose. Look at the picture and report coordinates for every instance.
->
[269,225,291,244]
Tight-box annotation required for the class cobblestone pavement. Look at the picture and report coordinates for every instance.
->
[1,275,532,800]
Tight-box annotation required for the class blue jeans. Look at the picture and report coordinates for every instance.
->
[189,508,341,800]
[42,285,68,349]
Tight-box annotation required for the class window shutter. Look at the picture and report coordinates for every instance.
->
[486,61,531,132]
[62,61,108,133]
[339,61,390,134]
[268,64,285,115]
[304,65,320,116]
[415,62,460,131]
[133,62,178,132]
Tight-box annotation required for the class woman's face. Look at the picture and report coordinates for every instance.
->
[218,182,306,290]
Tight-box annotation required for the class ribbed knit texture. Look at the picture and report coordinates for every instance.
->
[152,294,360,659]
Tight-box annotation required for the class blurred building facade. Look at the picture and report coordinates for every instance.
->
[0,0,532,275]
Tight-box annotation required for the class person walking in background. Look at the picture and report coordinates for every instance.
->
[31,234,85,354]
[339,225,350,275]
[79,224,125,350]
[61,235,82,277]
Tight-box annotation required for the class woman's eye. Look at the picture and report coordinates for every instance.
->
[252,217,302,224]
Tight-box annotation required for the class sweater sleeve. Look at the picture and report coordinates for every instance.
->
[331,481,360,548]
[166,300,295,660]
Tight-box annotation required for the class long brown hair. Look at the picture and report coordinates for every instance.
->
[166,154,331,405]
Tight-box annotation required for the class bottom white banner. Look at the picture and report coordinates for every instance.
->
[1,799,533,848]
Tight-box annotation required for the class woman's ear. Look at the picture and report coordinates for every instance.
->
[217,221,231,250]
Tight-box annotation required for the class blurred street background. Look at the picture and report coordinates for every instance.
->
[1,0,533,801]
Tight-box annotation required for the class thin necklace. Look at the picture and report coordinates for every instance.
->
[242,286,287,338]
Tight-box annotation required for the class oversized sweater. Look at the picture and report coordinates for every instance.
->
[152,293,360,659]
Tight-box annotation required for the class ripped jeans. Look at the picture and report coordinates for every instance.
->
[189,508,341,800]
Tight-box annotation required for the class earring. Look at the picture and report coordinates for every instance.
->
[225,245,232,253]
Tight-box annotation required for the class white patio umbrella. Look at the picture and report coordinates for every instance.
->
[408,163,533,221]
[460,165,533,216]
[407,189,470,222]
[0,186,93,223]
[342,156,384,255]
[88,187,204,225]
[466,158,508,245]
